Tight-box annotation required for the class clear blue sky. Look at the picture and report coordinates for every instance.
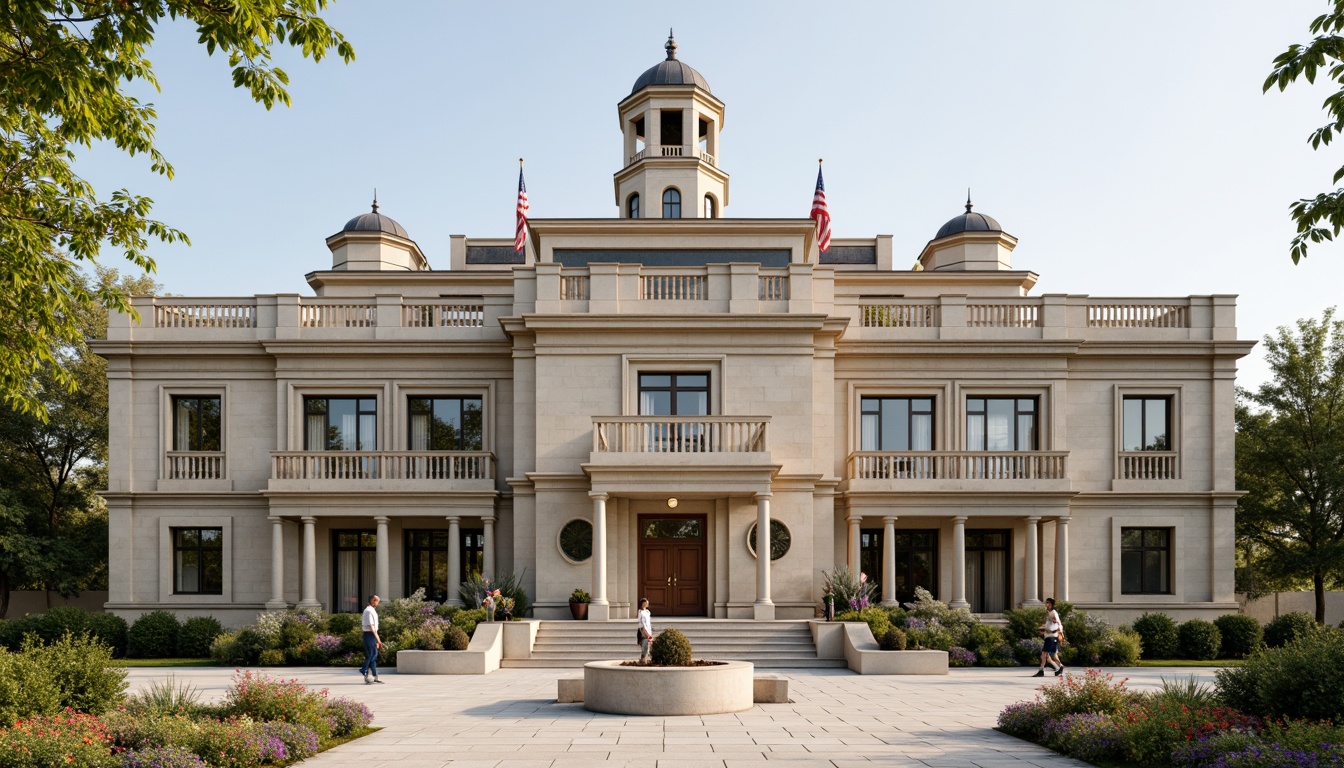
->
[75,1,1344,388]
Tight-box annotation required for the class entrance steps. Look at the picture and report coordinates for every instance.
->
[501,619,846,669]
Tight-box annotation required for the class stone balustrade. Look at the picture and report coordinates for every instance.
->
[848,451,1069,481]
[593,417,769,454]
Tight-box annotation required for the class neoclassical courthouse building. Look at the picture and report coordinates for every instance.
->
[96,38,1254,628]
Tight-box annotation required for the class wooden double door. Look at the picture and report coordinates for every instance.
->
[638,515,707,616]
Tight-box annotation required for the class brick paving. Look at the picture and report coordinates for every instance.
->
[124,665,1220,768]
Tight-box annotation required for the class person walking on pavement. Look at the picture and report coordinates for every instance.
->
[1033,597,1065,677]
[637,597,653,664]
[360,594,385,684]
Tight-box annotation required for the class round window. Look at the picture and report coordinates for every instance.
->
[559,519,593,563]
[747,520,791,561]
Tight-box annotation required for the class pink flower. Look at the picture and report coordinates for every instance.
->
[860,572,868,583]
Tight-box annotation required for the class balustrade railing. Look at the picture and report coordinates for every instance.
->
[593,417,768,453]
[859,303,938,328]
[641,273,707,300]
[164,451,225,480]
[154,303,255,328]
[1118,451,1179,480]
[1089,302,1189,328]
[848,451,1068,480]
[299,303,376,328]
[626,146,717,167]
[759,274,790,301]
[966,302,1040,328]
[403,302,484,328]
[560,275,590,300]
[270,451,494,481]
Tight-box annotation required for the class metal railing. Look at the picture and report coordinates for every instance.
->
[164,451,226,480]
[848,451,1068,480]
[594,417,768,453]
[270,451,494,481]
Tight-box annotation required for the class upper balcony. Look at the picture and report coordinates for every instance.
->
[266,451,496,493]
[530,262,815,316]
[626,144,717,168]
[846,450,1071,494]
[590,416,770,466]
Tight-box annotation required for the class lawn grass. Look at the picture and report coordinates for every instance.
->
[112,658,217,668]
[1137,659,1244,667]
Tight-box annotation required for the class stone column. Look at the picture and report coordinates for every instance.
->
[298,516,320,609]
[374,516,390,599]
[482,515,496,577]
[446,516,463,606]
[754,493,775,620]
[589,493,610,621]
[847,514,862,573]
[1023,516,1043,606]
[266,517,287,611]
[951,516,969,609]
[1055,516,1070,602]
[881,516,898,606]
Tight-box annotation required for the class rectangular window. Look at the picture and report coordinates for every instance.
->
[333,530,377,613]
[965,530,1010,614]
[1121,527,1171,594]
[408,397,483,450]
[861,397,934,451]
[1123,396,1171,451]
[403,529,485,604]
[173,527,223,594]
[966,397,1038,451]
[639,373,709,416]
[305,397,377,451]
[173,396,221,451]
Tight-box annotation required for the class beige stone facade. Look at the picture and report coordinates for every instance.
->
[94,38,1253,627]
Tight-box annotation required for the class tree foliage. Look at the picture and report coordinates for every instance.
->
[0,1,353,418]
[0,267,159,617]
[1265,1,1344,263]
[1235,308,1344,622]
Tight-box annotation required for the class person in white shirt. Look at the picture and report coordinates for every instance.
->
[360,595,384,684]
[1033,597,1065,677]
[637,598,653,664]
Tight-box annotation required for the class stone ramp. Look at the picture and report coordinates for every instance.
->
[500,618,846,669]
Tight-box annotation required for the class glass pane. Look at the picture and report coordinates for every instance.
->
[176,550,199,593]
[560,520,593,561]
[462,399,484,450]
[200,528,222,547]
[1123,398,1143,452]
[913,398,933,414]
[968,398,984,413]
[306,398,327,415]
[676,374,707,388]
[202,549,222,594]
[1146,399,1168,450]
[1017,413,1035,451]
[640,391,671,416]
[360,532,377,547]
[1143,551,1164,593]
[1121,528,1141,548]
[883,401,909,450]
[1121,550,1142,593]
[1145,528,1168,547]
[1019,399,1035,412]
[358,399,376,412]
[176,528,199,547]
[965,553,981,612]
[677,391,707,416]
[200,398,222,451]
[982,549,1007,613]
[967,413,985,450]
[642,519,702,538]
[326,399,354,450]
[409,398,430,414]
[641,375,671,388]
[986,399,1013,450]
[861,414,879,451]
[432,400,461,450]
[358,413,377,450]
[174,399,191,451]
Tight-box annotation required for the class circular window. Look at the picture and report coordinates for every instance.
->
[747,520,791,561]
[559,519,593,563]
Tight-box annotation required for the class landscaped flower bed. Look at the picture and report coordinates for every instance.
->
[996,629,1344,767]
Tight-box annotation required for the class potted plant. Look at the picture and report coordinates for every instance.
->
[569,588,591,620]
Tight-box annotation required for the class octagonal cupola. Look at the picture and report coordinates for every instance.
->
[614,32,729,219]
[917,194,1018,271]
[325,196,428,271]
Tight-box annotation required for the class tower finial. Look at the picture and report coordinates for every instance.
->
[665,29,677,60]
[372,188,379,214]
[965,188,973,213]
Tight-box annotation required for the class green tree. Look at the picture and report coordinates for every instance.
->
[1265,1,1344,262]
[1235,308,1344,622]
[0,267,159,617]
[0,1,353,418]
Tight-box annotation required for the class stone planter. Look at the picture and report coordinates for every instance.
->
[582,660,754,715]
[569,601,589,620]
[395,623,502,674]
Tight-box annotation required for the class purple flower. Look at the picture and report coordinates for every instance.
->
[997,700,1050,740]
[121,746,207,768]
[326,696,375,737]
[314,634,342,653]
[949,647,977,666]
[905,617,927,631]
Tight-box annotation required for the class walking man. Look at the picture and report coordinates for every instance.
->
[1032,596,1065,677]
[361,594,385,684]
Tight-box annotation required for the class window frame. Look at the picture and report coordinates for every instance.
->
[1119,526,1173,595]
[638,372,711,416]
[331,528,378,613]
[172,395,222,452]
[304,396,379,451]
[627,193,640,220]
[1109,516,1184,602]
[406,396,484,451]
[703,194,716,219]
[1112,386,1183,482]
[157,516,233,603]
[1123,396,1172,452]
[171,526,224,595]
[965,396,1039,451]
[662,188,681,219]
[860,396,936,451]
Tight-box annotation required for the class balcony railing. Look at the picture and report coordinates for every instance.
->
[1089,302,1189,328]
[641,273,707,300]
[759,274,790,301]
[967,302,1040,328]
[626,145,717,167]
[164,451,226,480]
[1118,451,1179,480]
[299,303,375,328]
[860,302,939,328]
[560,274,590,300]
[594,417,769,453]
[154,302,255,328]
[402,301,485,328]
[271,451,494,481]
[849,451,1068,480]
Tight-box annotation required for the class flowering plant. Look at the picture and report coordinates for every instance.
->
[0,711,116,768]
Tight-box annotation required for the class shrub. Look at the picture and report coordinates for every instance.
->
[0,615,41,651]
[837,607,891,642]
[209,632,248,667]
[1119,700,1258,766]
[177,617,224,659]
[0,634,127,723]
[1154,675,1221,709]
[981,643,1017,667]
[1041,712,1124,764]
[125,677,202,716]
[1097,627,1143,666]
[820,565,877,613]
[460,570,532,619]
[432,604,461,620]
[948,647,976,667]
[1214,614,1263,658]
[1012,637,1044,665]
[326,613,361,635]
[996,699,1049,740]
[253,721,319,762]
[325,697,374,737]
[1215,629,1344,720]
[257,649,286,666]
[966,622,1005,654]
[128,611,182,659]
[1132,612,1179,659]
[443,626,470,651]
[0,712,118,768]
[223,671,332,739]
[879,627,906,651]
[121,745,208,768]
[904,617,954,651]
[38,606,91,644]
[1263,611,1319,648]
[1039,668,1133,719]
[650,628,693,666]
[84,613,130,658]
[903,587,976,646]
[1178,619,1223,661]
[450,608,487,638]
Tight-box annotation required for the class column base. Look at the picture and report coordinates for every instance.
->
[949,600,970,610]
[587,602,611,621]
[265,599,290,612]
[447,598,464,607]
[753,601,776,621]
[881,599,900,607]
[296,600,322,610]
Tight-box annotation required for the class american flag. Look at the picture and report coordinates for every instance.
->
[811,163,832,253]
[514,161,529,253]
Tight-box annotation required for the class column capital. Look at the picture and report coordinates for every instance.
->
[1056,515,1072,524]
[268,516,284,524]
[952,515,968,524]
[373,516,390,525]
[882,516,898,524]
[847,513,863,524]
[445,515,462,524]
[754,492,773,502]
[589,492,609,501]
[1025,515,1041,523]
[301,516,317,524]
[481,515,497,524]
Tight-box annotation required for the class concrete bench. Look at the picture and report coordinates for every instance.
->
[556,674,788,704]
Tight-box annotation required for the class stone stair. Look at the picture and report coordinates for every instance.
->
[501,619,846,669]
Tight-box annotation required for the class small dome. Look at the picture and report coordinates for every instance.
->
[631,32,711,95]
[341,198,409,240]
[934,196,1002,240]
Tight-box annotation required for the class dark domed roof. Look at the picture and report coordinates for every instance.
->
[934,196,1002,240]
[341,198,409,239]
[631,32,711,95]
